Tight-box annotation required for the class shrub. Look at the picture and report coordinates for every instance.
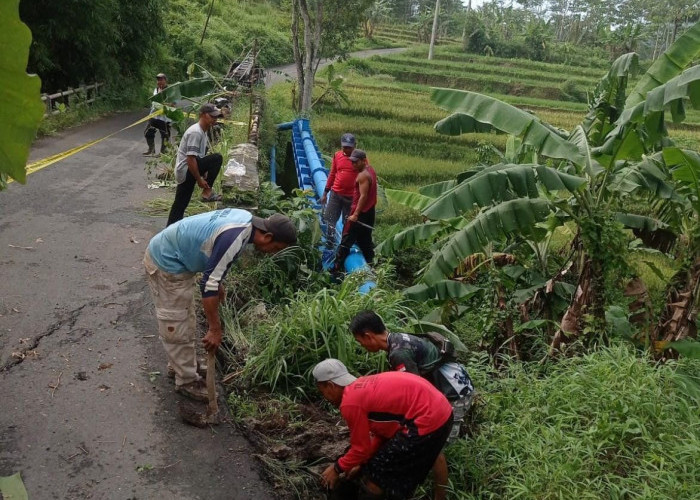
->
[448,345,700,499]
[237,269,414,395]
[561,79,588,103]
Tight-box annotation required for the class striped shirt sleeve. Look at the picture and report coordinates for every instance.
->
[200,226,251,297]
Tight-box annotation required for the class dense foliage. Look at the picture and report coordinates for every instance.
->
[450,345,700,499]
[20,0,164,91]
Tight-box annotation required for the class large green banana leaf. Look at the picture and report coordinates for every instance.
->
[419,179,457,198]
[422,163,586,219]
[663,148,700,214]
[583,53,639,145]
[608,153,679,200]
[626,21,700,109]
[615,213,669,232]
[423,198,552,284]
[1,0,43,185]
[385,188,435,212]
[598,65,700,158]
[404,280,481,301]
[431,88,585,166]
[376,217,464,256]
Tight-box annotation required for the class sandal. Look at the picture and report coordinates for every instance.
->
[201,192,223,202]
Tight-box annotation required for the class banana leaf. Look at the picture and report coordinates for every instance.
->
[608,153,679,200]
[598,65,700,157]
[663,148,700,214]
[423,198,553,284]
[376,217,464,256]
[431,88,585,166]
[583,52,639,144]
[419,179,457,198]
[385,188,435,212]
[422,163,585,219]
[1,0,44,185]
[615,213,668,231]
[404,280,481,301]
[626,21,700,109]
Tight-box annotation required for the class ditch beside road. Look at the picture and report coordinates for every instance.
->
[0,47,403,499]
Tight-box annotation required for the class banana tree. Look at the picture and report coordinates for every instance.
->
[379,21,700,352]
[648,148,700,350]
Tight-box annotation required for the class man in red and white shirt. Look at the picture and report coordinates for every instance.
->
[314,358,453,499]
[321,133,358,247]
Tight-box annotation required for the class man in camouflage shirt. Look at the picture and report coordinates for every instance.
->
[349,310,475,500]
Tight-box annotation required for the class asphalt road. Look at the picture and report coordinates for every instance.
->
[0,47,404,499]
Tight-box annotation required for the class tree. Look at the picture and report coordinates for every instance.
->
[20,0,164,92]
[379,21,700,354]
[363,0,391,38]
[291,0,372,112]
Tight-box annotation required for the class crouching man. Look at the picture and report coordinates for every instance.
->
[144,209,297,402]
[313,358,453,500]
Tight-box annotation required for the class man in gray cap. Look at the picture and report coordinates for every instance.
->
[313,358,453,499]
[145,208,297,402]
[166,103,224,226]
[143,73,172,156]
[321,133,358,247]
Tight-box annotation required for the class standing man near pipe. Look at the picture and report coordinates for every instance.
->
[144,208,297,402]
[333,149,377,274]
[320,133,358,247]
[143,73,172,156]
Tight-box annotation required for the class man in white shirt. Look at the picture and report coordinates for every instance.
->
[166,103,224,226]
[143,73,173,155]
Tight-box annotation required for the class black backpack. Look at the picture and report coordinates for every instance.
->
[414,331,456,367]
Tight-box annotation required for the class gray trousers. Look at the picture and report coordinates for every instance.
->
[324,191,353,246]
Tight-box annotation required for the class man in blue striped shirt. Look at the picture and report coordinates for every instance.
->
[144,208,297,402]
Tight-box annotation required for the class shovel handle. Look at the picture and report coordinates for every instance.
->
[206,349,218,415]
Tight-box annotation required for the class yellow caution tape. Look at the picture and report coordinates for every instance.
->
[15,109,246,184]
[14,111,161,183]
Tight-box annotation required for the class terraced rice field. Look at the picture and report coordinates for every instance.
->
[307,42,700,190]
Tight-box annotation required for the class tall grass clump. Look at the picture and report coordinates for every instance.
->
[448,345,700,499]
[239,270,415,395]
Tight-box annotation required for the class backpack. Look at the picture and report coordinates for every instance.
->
[414,331,456,364]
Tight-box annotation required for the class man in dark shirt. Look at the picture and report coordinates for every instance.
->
[349,310,476,500]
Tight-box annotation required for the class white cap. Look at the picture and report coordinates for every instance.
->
[312,359,357,387]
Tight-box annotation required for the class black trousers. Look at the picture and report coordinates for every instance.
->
[336,206,375,266]
[145,118,170,142]
[166,153,223,226]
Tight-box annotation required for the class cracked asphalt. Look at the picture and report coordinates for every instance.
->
[0,112,272,499]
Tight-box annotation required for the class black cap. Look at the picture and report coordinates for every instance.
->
[199,103,222,117]
[341,133,356,147]
[251,214,297,245]
[349,149,367,162]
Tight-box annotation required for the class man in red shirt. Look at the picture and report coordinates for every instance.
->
[321,133,358,247]
[333,149,377,273]
[314,358,453,499]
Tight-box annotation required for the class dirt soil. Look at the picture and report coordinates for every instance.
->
[228,389,348,499]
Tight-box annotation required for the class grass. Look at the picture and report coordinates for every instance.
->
[450,345,700,499]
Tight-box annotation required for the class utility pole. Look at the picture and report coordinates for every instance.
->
[428,0,440,60]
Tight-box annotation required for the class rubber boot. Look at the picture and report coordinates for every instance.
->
[143,137,155,156]
[160,142,168,154]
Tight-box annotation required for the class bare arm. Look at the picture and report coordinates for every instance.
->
[187,155,209,190]
[202,296,222,351]
[349,173,370,220]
